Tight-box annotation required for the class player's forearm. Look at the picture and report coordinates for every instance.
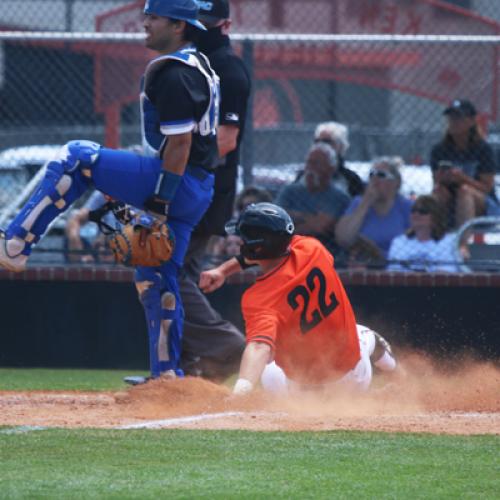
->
[217,125,239,158]
[234,342,272,393]
[161,133,192,175]
[218,256,244,278]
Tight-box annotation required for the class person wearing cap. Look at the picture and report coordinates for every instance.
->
[174,0,252,382]
[430,99,499,228]
[0,0,220,384]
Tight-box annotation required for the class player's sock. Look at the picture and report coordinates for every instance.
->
[373,351,397,371]
[371,331,397,371]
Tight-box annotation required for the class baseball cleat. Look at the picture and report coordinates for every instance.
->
[123,376,151,386]
[371,331,397,371]
[0,232,27,273]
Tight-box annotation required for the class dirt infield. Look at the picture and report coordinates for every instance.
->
[1,355,499,434]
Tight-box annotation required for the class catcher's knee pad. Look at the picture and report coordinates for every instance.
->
[59,140,101,177]
[161,291,176,317]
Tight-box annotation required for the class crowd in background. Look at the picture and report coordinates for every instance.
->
[65,98,499,273]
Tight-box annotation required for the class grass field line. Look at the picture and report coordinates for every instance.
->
[117,411,286,429]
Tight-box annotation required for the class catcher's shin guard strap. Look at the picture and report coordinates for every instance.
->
[11,227,40,245]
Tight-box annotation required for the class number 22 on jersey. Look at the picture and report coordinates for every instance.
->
[287,267,339,334]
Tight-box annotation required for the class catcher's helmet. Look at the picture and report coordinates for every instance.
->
[226,203,295,260]
[143,0,206,31]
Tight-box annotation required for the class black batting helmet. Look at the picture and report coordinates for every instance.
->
[225,202,295,260]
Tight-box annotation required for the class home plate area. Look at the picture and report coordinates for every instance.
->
[0,357,499,435]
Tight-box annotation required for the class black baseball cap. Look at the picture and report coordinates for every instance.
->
[443,99,477,118]
[197,0,230,24]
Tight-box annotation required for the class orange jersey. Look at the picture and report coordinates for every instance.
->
[242,235,360,385]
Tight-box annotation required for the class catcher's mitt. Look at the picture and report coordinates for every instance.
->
[108,213,175,267]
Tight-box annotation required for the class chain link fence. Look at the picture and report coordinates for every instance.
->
[1,0,500,270]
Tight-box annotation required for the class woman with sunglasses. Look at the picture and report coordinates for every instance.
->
[387,195,461,272]
[335,156,413,265]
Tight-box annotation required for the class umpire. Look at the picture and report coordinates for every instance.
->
[179,0,251,380]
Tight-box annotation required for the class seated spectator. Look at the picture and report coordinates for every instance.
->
[235,185,273,215]
[210,234,243,264]
[335,156,413,264]
[430,99,499,228]
[314,121,365,197]
[65,190,116,264]
[275,142,351,252]
[387,195,461,273]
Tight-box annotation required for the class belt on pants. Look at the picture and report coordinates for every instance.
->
[185,164,214,182]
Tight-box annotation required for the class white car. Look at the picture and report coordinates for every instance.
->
[0,145,62,225]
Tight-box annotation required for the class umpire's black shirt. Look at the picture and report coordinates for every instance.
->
[196,30,252,234]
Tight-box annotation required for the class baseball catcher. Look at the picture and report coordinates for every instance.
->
[0,0,219,381]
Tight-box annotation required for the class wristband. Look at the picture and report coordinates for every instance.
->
[233,378,253,395]
[236,254,256,270]
[154,171,182,202]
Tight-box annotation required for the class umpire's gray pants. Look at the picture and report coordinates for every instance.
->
[180,233,245,380]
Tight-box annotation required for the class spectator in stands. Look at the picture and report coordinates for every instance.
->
[430,99,499,228]
[210,234,242,263]
[65,190,116,264]
[235,185,273,215]
[387,195,461,272]
[313,121,365,197]
[335,156,413,264]
[275,142,350,253]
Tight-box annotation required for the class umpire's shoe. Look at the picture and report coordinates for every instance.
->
[0,232,27,273]
[371,332,397,372]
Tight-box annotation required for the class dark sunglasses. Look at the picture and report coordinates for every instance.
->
[411,207,431,215]
[369,169,395,180]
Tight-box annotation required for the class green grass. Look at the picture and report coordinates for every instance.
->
[0,429,498,499]
[0,370,498,498]
[0,368,149,391]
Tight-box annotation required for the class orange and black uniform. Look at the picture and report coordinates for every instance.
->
[242,236,360,385]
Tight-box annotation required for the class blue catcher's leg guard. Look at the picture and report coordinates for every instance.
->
[0,141,98,272]
[135,262,184,379]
